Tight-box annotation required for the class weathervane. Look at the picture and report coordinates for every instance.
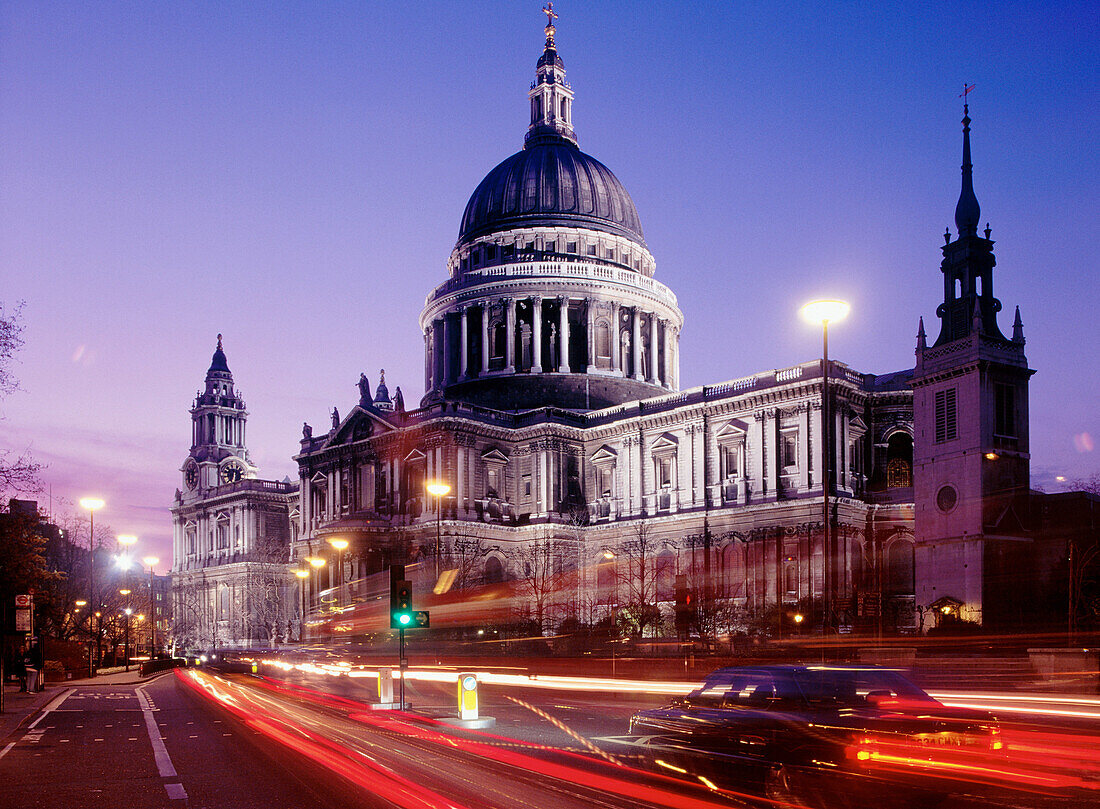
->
[959,83,976,111]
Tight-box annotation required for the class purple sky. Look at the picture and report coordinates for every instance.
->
[2,2,1097,572]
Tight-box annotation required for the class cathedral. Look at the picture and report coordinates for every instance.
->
[171,13,1043,649]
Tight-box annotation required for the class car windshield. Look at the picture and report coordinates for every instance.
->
[792,668,935,707]
[688,670,801,708]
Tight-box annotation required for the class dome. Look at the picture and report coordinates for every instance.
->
[457,140,646,247]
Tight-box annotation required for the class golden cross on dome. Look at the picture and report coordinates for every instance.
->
[543,3,558,27]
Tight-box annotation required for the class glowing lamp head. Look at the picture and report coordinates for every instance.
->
[308,557,326,568]
[294,569,309,579]
[426,481,451,497]
[79,497,105,511]
[117,534,137,546]
[119,589,131,596]
[603,550,616,559]
[793,613,805,624]
[75,600,87,607]
[800,299,850,325]
[124,607,132,615]
[143,556,159,569]
[985,452,999,460]
[328,538,349,551]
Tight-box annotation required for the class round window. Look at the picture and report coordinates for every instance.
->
[936,485,958,513]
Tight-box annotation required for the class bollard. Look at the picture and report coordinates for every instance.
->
[457,672,478,720]
[378,668,394,704]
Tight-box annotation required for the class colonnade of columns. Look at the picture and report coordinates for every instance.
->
[424,295,679,394]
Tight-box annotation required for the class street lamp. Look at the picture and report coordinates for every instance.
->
[143,556,159,659]
[80,497,105,677]
[327,538,349,606]
[305,556,325,617]
[426,481,451,581]
[122,605,133,671]
[294,568,309,642]
[800,299,849,639]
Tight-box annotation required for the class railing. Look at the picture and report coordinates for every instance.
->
[424,259,678,308]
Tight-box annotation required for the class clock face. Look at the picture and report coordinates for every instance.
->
[221,462,245,484]
[185,467,198,490]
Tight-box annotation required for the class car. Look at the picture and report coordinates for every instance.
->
[628,665,1004,808]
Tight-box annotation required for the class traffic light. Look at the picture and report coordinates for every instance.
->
[391,579,413,628]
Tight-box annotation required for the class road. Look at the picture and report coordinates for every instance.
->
[1,666,1097,809]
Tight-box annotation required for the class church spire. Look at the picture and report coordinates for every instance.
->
[954,100,981,237]
[525,3,577,148]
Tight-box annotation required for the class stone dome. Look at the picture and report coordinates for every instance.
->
[457,140,646,247]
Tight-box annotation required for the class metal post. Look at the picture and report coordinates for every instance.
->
[399,626,406,710]
[148,565,155,658]
[88,510,95,678]
[822,321,830,649]
[435,497,442,581]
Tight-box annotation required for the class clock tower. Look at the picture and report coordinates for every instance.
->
[911,105,1034,627]
[181,334,256,495]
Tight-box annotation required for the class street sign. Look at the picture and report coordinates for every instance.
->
[15,608,31,632]
[14,594,31,608]
[412,610,430,628]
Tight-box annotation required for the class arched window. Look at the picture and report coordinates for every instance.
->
[722,541,745,599]
[656,551,676,601]
[885,539,915,596]
[886,433,913,488]
[596,321,611,358]
[596,561,616,603]
[484,556,505,584]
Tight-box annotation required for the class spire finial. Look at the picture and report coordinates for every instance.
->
[379,368,385,386]
[217,333,223,350]
[543,3,558,47]
[1012,305,1025,344]
[917,316,927,351]
[954,85,981,237]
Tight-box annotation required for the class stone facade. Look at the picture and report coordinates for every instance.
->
[169,337,299,651]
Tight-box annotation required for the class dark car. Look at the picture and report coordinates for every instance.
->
[629,665,1004,807]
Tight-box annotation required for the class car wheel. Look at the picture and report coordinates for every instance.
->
[764,765,799,803]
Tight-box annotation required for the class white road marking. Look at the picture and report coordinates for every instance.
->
[136,685,188,802]
[0,689,74,762]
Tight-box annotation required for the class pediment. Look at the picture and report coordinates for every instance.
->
[404,448,427,463]
[310,472,327,486]
[591,445,618,465]
[716,419,749,440]
[848,415,869,435]
[330,407,394,445]
[650,432,679,454]
[481,447,509,464]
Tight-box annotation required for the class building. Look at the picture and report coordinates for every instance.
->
[175,14,1093,645]
[169,336,299,651]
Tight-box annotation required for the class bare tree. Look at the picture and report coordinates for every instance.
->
[0,302,41,495]
[512,539,572,633]
[239,533,293,647]
[447,531,489,588]
[614,519,664,637]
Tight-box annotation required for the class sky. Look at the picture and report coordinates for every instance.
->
[2,1,1097,572]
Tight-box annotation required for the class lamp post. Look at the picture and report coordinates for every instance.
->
[306,556,326,620]
[327,539,349,607]
[800,299,849,641]
[143,556,159,659]
[426,481,451,581]
[79,497,105,677]
[122,605,132,671]
[294,569,309,642]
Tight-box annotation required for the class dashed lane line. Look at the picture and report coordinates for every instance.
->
[136,686,188,802]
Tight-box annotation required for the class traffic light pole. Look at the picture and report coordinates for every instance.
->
[398,626,406,710]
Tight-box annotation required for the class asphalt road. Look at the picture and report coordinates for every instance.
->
[1,668,1097,809]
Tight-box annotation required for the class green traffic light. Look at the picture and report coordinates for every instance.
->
[398,613,412,625]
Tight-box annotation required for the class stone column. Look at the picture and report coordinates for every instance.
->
[459,306,469,380]
[457,445,465,512]
[586,298,597,372]
[558,296,570,373]
[610,302,620,373]
[504,298,516,373]
[532,297,543,373]
[661,319,671,388]
[632,309,643,380]
[442,316,452,386]
[648,313,659,384]
[672,327,680,390]
[480,304,490,375]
